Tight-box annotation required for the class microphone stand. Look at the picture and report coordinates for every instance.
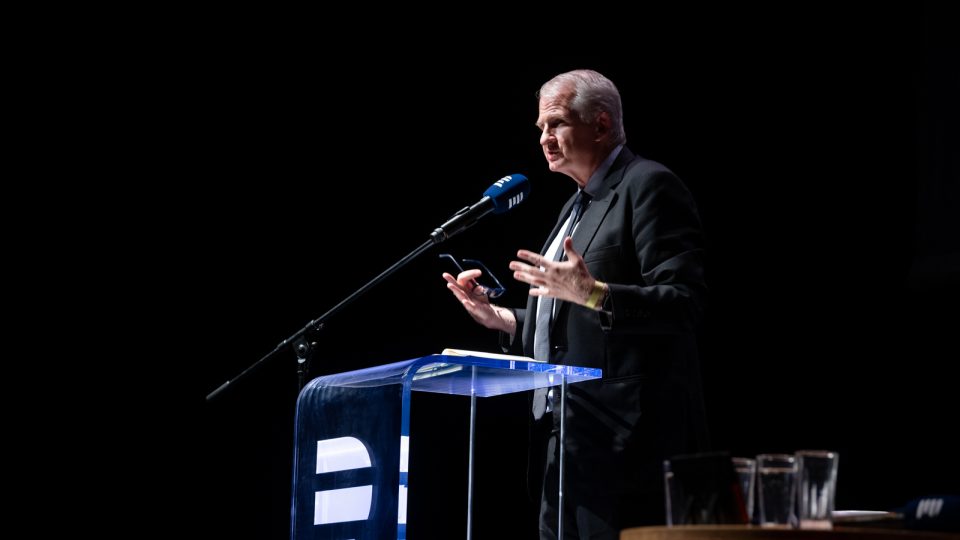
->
[206,238,437,401]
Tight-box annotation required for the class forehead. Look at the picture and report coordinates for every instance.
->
[537,92,573,123]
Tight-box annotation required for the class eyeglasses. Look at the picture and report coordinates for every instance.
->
[439,253,506,299]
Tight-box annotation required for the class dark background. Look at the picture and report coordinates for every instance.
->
[200,6,957,538]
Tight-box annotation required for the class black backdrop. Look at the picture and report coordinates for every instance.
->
[200,7,957,539]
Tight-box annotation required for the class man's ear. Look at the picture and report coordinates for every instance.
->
[594,111,612,141]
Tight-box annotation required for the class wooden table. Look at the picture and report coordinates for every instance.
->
[620,525,958,540]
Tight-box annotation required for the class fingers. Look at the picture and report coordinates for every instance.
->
[512,248,550,288]
[445,270,491,312]
[456,268,482,283]
[442,271,494,328]
[443,269,483,291]
[516,240,581,270]
[446,282,492,327]
[446,282,470,302]
[511,241,587,302]
[513,268,548,287]
[508,260,539,274]
[561,237,582,262]
[511,249,548,276]
[516,249,543,266]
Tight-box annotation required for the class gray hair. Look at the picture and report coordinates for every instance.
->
[538,69,626,146]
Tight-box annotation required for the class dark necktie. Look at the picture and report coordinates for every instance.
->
[532,191,588,419]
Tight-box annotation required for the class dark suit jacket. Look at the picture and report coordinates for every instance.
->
[513,148,710,517]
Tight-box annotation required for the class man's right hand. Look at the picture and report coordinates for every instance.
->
[443,269,516,336]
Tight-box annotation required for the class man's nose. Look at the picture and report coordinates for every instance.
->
[539,127,551,146]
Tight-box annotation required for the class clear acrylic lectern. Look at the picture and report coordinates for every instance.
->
[290,353,602,539]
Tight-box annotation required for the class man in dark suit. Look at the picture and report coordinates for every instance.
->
[443,69,709,539]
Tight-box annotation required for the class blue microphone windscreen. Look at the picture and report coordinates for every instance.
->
[901,495,960,532]
[483,174,530,214]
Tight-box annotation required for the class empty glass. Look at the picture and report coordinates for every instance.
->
[757,453,797,528]
[796,450,839,530]
[732,457,757,523]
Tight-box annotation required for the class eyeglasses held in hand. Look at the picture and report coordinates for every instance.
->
[439,253,506,299]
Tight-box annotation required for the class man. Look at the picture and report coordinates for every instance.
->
[443,69,709,539]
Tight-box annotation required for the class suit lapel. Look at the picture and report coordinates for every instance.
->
[547,193,616,335]
[549,148,635,330]
[573,147,634,256]
[525,147,638,351]
[541,145,635,257]
[570,195,612,258]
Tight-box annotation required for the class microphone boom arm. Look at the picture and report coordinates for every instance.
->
[206,173,526,401]
[205,238,436,401]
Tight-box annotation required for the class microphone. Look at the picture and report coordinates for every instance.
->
[430,173,529,243]
[900,495,960,532]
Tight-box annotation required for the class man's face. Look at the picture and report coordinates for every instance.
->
[536,89,597,183]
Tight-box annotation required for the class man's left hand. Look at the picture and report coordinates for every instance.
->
[510,237,597,307]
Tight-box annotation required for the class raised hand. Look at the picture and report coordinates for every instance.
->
[509,237,597,307]
[442,269,516,335]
